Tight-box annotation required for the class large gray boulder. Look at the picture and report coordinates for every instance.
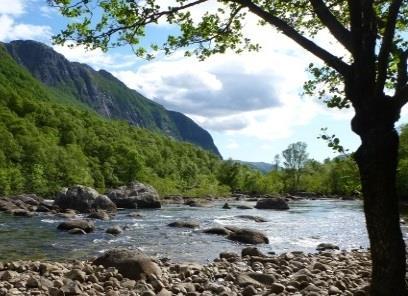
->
[93,249,162,280]
[54,185,117,213]
[107,182,161,209]
[255,197,289,210]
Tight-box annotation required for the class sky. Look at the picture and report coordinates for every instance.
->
[2,0,406,163]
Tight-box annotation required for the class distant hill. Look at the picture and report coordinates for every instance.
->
[237,161,275,173]
[4,40,220,156]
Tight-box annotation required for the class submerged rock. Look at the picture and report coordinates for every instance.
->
[106,225,123,235]
[54,185,117,213]
[168,220,200,229]
[236,205,253,210]
[227,228,269,244]
[87,210,111,220]
[202,227,231,236]
[236,215,268,222]
[255,197,289,210]
[107,182,161,209]
[67,228,87,235]
[57,220,95,233]
[316,243,340,251]
[11,209,34,217]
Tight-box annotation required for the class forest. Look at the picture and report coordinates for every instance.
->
[2,41,408,200]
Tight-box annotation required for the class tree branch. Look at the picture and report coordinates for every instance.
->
[309,0,353,53]
[234,0,350,77]
[397,49,408,92]
[395,84,408,108]
[347,0,362,55]
[376,0,403,94]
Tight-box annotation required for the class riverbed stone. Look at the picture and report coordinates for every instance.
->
[316,243,340,251]
[168,220,199,229]
[236,215,268,222]
[93,249,162,280]
[11,209,34,217]
[67,228,87,235]
[237,272,275,287]
[55,185,117,213]
[227,228,269,244]
[241,247,266,257]
[107,182,161,209]
[87,210,110,220]
[106,225,123,235]
[57,220,95,233]
[236,205,253,210]
[255,197,289,210]
[202,227,231,236]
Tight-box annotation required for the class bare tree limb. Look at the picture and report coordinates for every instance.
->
[309,0,353,53]
[233,0,350,77]
[376,0,403,94]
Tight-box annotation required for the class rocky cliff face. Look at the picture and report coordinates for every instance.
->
[5,40,220,156]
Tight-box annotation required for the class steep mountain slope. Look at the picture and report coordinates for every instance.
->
[0,44,226,196]
[5,40,220,156]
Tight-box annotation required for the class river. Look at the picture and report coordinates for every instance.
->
[0,199,399,263]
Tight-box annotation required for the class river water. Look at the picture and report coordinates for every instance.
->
[0,199,395,263]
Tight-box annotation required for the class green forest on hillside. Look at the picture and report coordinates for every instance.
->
[2,43,408,199]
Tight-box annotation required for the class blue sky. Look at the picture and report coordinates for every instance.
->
[3,0,405,163]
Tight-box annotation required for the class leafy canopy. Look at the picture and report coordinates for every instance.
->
[50,0,408,112]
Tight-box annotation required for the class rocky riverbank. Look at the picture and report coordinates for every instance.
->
[0,248,371,296]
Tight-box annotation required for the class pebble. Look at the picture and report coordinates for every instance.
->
[0,249,374,296]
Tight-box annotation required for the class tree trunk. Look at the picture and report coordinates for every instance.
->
[354,126,407,295]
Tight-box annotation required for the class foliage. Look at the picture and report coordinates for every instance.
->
[281,141,308,192]
[0,45,228,197]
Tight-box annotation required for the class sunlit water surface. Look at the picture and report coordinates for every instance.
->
[0,199,402,263]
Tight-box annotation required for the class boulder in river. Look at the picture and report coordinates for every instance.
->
[227,228,269,244]
[87,210,111,220]
[106,225,123,235]
[54,185,117,213]
[11,209,34,217]
[236,215,268,223]
[67,228,87,235]
[316,243,340,251]
[57,220,95,233]
[168,220,199,229]
[93,249,162,280]
[184,199,207,207]
[255,197,289,210]
[222,203,231,209]
[0,198,18,212]
[236,205,253,210]
[202,227,231,236]
[107,182,161,209]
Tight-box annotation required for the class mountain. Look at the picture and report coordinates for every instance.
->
[0,44,226,196]
[4,40,220,156]
[238,161,275,173]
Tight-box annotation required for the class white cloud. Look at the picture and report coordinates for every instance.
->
[0,0,25,16]
[226,140,239,150]
[40,5,57,18]
[111,21,325,142]
[0,15,52,42]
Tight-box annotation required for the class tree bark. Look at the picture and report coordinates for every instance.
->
[354,124,407,295]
